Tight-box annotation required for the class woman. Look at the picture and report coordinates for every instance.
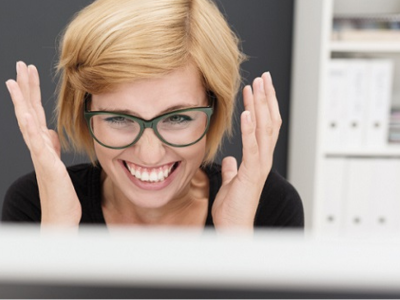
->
[3,0,303,230]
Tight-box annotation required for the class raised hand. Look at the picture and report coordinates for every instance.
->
[6,61,81,226]
[212,72,282,231]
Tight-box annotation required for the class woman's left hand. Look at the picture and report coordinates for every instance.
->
[212,72,282,231]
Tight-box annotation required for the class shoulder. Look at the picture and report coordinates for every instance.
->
[202,163,304,228]
[2,163,99,223]
[2,170,41,222]
[256,169,304,228]
[66,163,101,197]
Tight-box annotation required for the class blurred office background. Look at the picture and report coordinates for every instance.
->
[3,0,399,237]
[2,1,400,298]
[289,0,400,234]
[0,1,295,216]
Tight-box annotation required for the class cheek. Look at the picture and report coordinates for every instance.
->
[93,143,122,166]
[178,139,207,165]
[93,143,107,161]
[93,138,207,167]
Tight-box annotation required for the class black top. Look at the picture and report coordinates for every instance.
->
[2,163,304,228]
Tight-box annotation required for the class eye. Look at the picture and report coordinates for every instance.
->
[105,116,131,124]
[163,114,193,124]
[103,115,137,129]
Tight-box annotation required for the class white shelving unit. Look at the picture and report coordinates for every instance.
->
[330,42,400,53]
[288,0,400,235]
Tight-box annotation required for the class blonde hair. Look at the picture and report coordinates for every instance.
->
[56,0,245,164]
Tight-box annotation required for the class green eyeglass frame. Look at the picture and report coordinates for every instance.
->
[84,96,215,149]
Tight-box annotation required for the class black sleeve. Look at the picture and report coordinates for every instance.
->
[254,169,304,228]
[1,172,41,223]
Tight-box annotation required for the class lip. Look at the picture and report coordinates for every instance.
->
[119,160,180,191]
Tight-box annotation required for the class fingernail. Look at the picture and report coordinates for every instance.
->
[258,77,264,92]
[264,71,272,83]
[28,65,39,82]
[16,61,21,74]
[5,80,12,95]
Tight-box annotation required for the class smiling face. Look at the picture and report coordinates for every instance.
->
[91,64,209,209]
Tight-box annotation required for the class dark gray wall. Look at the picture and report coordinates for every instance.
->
[0,1,293,211]
[214,0,294,176]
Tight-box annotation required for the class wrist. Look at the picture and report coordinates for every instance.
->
[213,216,254,233]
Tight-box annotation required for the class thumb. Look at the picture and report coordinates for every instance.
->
[221,156,238,185]
[48,129,61,158]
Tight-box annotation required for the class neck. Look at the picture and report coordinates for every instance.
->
[101,168,209,226]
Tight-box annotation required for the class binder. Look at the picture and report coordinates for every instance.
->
[324,60,348,150]
[325,58,394,150]
[369,158,400,235]
[320,157,347,236]
[343,158,374,237]
[345,59,369,148]
[343,158,400,237]
[365,60,394,148]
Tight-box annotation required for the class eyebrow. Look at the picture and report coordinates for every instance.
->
[94,103,205,117]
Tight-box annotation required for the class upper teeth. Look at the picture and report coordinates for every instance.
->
[126,162,175,183]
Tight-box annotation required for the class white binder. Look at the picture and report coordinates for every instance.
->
[343,158,374,237]
[320,157,347,236]
[324,60,348,150]
[345,60,369,148]
[343,158,400,237]
[369,158,400,235]
[365,59,394,148]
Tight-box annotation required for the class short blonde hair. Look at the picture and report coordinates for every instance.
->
[56,0,245,164]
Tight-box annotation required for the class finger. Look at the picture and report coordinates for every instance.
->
[16,62,42,128]
[221,156,237,185]
[262,72,282,144]
[242,85,255,124]
[28,65,47,129]
[6,79,55,156]
[6,79,33,133]
[262,72,280,119]
[239,110,259,178]
[16,61,32,110]
[251,73,281,173]
[252,77,273,153]
[15,61,43,130]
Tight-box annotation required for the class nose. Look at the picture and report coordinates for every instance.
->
[132,128,166,165]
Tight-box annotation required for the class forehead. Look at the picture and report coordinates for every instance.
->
[91,64,206,118]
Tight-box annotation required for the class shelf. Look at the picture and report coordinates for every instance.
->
[324,146,400,157]
[289,0,400,234]
[330,41,400,53]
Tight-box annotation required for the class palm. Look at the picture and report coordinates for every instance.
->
[211,73,281,230]
[6,62,81,226]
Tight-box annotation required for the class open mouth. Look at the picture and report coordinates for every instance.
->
[123,161,179,183]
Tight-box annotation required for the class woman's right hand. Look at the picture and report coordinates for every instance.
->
[6,61,82,227]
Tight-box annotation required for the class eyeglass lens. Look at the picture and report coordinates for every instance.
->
[89,110,209,148]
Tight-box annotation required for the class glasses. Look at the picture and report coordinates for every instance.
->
[84,97,214,149]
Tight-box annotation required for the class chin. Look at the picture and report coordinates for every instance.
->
[110,159,186,209]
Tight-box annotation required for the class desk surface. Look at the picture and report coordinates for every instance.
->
[0,225,399,298]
